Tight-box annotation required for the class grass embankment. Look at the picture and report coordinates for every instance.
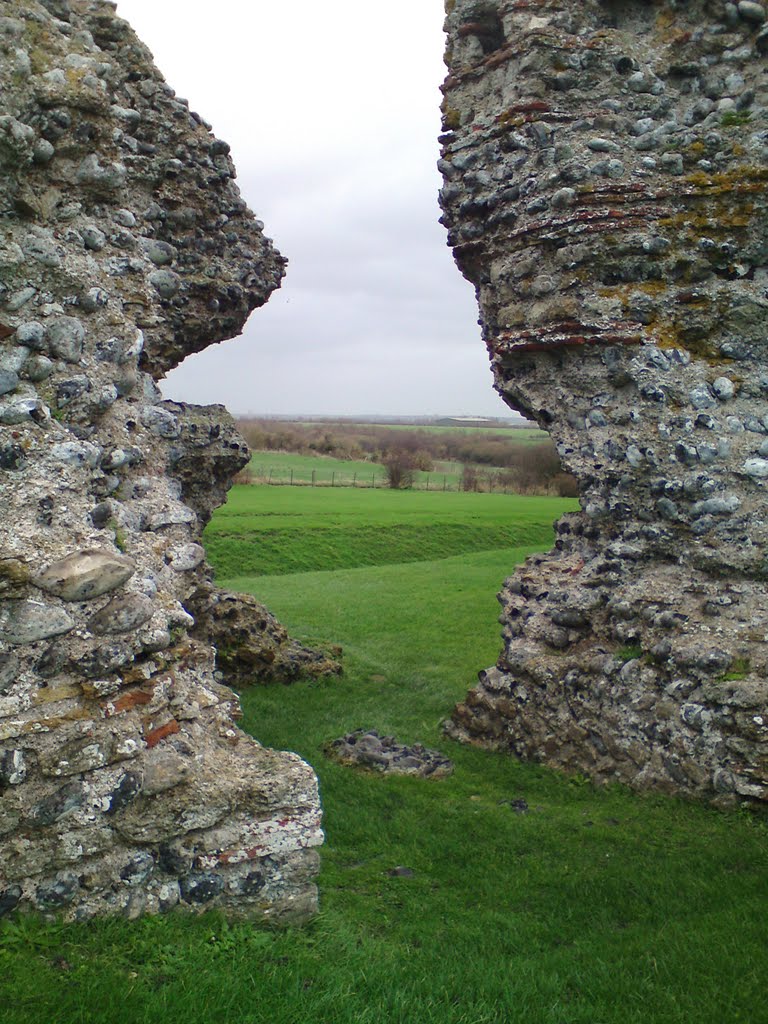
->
[204,486,572,577]
[2,487,766,1024]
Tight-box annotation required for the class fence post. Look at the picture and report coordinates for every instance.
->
[290,469,293,486]
[426,475,429,491]
[312,469,316,487]
[268,467,273,484]
[332,471,335,487]
[443,475,447,491]
[353,472,357,487]
[372,473,376,488]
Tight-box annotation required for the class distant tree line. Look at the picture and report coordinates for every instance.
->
[235,418,578,496]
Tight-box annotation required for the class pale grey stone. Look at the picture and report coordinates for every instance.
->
[77,154,126,191]
[139,404,181,438]
[0,369,18,395]
[33,550,136,602]
[46,316,85,362]
[6,287,36,311]
[743,458,768,478]
[0,346,30,373]
[0,398,47,424]
[15,322,44,349]
[88,594,154,634]
[168,544,205,571]
[691,495,741,515]
[33,139,54,164]
[0,749,27,785]
[21,354,53,381]
[0,653,19,693]
[689,386,716,410]
[0,600,74,645]
[713,377,736,401]
[80,287,109,312]
[738,2,766,23]
[81,225,106,251]
[143,240,176,266]
[146,502,196,530]
[50,442,101,468]
[113,209,136,228]
[149,269,181,298]
[22,234,60,268]
[587,137,620,152]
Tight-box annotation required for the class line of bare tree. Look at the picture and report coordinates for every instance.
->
[235,418,577,496]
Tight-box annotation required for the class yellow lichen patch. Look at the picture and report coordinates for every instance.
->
[32,682,82,706]
[633,281,669,298]
[0,558,30,586]
[684,165,768,191]
[443,108,461,130]
[496,111,525,129]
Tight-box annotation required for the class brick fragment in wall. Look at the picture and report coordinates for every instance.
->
[440,0,768,807]
[0,1,328,922]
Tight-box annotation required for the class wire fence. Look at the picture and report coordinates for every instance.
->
[237,466,460,490]
[234,465,551,494]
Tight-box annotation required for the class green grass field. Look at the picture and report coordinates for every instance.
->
[2,487,766,1024]
[346,423,545,439]
[277,421,545,440]
[204,486,575,577]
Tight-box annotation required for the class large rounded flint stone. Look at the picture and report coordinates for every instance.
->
[179,872,225,904]
[0,599,74,644]
[88,593,154,634]
[45,316,85,363]
[0,885,22,917]
[33,550,135,601]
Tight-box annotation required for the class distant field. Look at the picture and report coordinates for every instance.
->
[295,422,546,439]
[205,485,577,577]
[236,417,568,495]
[245,450,508,490]
[369,424,545,440]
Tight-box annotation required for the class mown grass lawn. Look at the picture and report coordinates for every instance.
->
[205,485,575,577]
[2,488,765,1024]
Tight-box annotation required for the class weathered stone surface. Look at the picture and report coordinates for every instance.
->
[0,600,74,645]
[33,550,136,602]
[87,594,154,635]
[0,2,321,922]
[188,586,342,687]
[441,0,768,807]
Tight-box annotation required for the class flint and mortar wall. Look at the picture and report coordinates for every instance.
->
[440,0,768,806]
[0,0,322,922]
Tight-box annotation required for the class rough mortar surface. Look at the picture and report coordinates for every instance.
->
[0,0,324,922]
[440,0,768,806]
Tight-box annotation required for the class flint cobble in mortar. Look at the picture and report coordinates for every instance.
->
[440,0,768,807]
[0,0,330,923]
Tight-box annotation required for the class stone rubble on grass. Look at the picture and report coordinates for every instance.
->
[326,730,454,779]
[188,585,342,689]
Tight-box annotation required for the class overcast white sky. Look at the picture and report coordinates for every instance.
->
[115,0,513,419]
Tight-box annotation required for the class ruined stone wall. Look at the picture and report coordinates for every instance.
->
[440,0,768,806]
[0,0,323,921]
